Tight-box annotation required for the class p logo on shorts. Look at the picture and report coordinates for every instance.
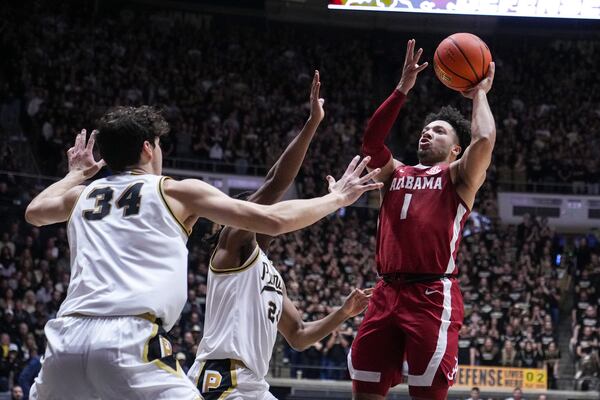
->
[202,370,223,393]
[197,359,237,400]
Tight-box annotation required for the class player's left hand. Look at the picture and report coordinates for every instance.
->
[309,70,325,122]
[67,129,105,179]
[461,61,495,99]
[341,288,374,318]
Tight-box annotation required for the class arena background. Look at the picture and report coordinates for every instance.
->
[0,0,599,399]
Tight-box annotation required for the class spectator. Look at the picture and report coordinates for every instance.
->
[11,385,24,400]
[466,386,481,400]
[505,386,524,400]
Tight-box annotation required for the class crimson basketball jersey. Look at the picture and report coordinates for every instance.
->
[376,163,470,275]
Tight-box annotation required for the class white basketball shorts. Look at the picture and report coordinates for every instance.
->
[29,315,202,400]
[187,358,277,400]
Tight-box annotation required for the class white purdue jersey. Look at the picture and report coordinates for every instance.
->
[58,173,190,331]
[196,245,284,378]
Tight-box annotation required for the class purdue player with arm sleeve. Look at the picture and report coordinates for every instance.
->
[25,102,381,399]
[349,39,496,400]
[188,71,373,400]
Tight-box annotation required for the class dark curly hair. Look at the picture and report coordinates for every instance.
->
[424,106,471,157]
[96,106,169,172]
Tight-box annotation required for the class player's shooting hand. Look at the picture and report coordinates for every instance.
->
[341,288,374,318]
[397,39,429,95]
[309,70,325,122]
[67,129,105,179]
[326,156,383,206]
[461,61,495,99]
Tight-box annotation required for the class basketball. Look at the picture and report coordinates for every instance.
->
[434,33,492,91]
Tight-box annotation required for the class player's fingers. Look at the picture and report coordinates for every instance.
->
[360,182,384,193]
[363,288,374,295]
[415,62,429,73]
[351,156,371,178]
[75,129,85,152]
[318,98,325,107]
[326,175,336,191]
[344,155,361,176]
[413,47,423,64]
[86,129,98,151]
[404,39,412,65]
[359,167,381,184]
[487,61,495,80]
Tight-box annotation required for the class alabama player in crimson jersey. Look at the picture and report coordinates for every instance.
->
[348,39,496,400]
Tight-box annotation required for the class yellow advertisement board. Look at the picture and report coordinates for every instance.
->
[455,366,547,390]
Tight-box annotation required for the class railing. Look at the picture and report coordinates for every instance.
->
[265,376,600,400]
[498,180,600,196]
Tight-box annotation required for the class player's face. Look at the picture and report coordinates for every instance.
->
[417,120,460,164]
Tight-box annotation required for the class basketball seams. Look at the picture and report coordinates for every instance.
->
[434,49,475,86]
[448,36,479,83]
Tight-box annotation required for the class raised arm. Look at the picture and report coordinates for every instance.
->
[164,156,382,236]
[361,39,428,183]
[250,70,324,205]
[452,62,496,207]
[216,71,325,259]
[25,130,105,226]
[278,288,372,351]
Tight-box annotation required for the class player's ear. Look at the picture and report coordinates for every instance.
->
[140,140,154,162]
[451,143,462,158]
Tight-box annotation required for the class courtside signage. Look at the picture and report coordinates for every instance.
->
[454,365,547,389]
[328,1,600,20]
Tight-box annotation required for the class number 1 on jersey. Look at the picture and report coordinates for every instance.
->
[400,193,412,220]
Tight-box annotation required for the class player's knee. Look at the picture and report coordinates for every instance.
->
[352,380,389,398]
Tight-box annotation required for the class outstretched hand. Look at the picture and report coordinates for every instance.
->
[396,39,429,95]
[462,61,495,99]
[309,70,325,122]
[341,288,374,318]
[67,129,105,179]
[326,156,383,206]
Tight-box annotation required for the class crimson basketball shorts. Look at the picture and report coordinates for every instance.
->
[348,277,463,399]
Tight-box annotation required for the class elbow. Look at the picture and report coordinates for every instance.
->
[473,135,494,149]
[288,337,310,352]
[476,129,496,147]
[24,205,42,227]
[292,343,310,352]
[270,218,287,236]
[259,214,286,237]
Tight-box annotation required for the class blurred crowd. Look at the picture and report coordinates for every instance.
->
[570,235,600,390]
[1,0,600,398]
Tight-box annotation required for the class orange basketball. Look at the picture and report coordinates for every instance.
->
[434,33,492,92]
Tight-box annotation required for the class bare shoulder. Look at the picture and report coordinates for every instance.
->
[159,177,203,229]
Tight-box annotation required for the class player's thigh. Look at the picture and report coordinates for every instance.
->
[88,317,200,400]
[30,319,100,400]
[349,282,405,397]
[189,358,273,400]
[403,279,463,399]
